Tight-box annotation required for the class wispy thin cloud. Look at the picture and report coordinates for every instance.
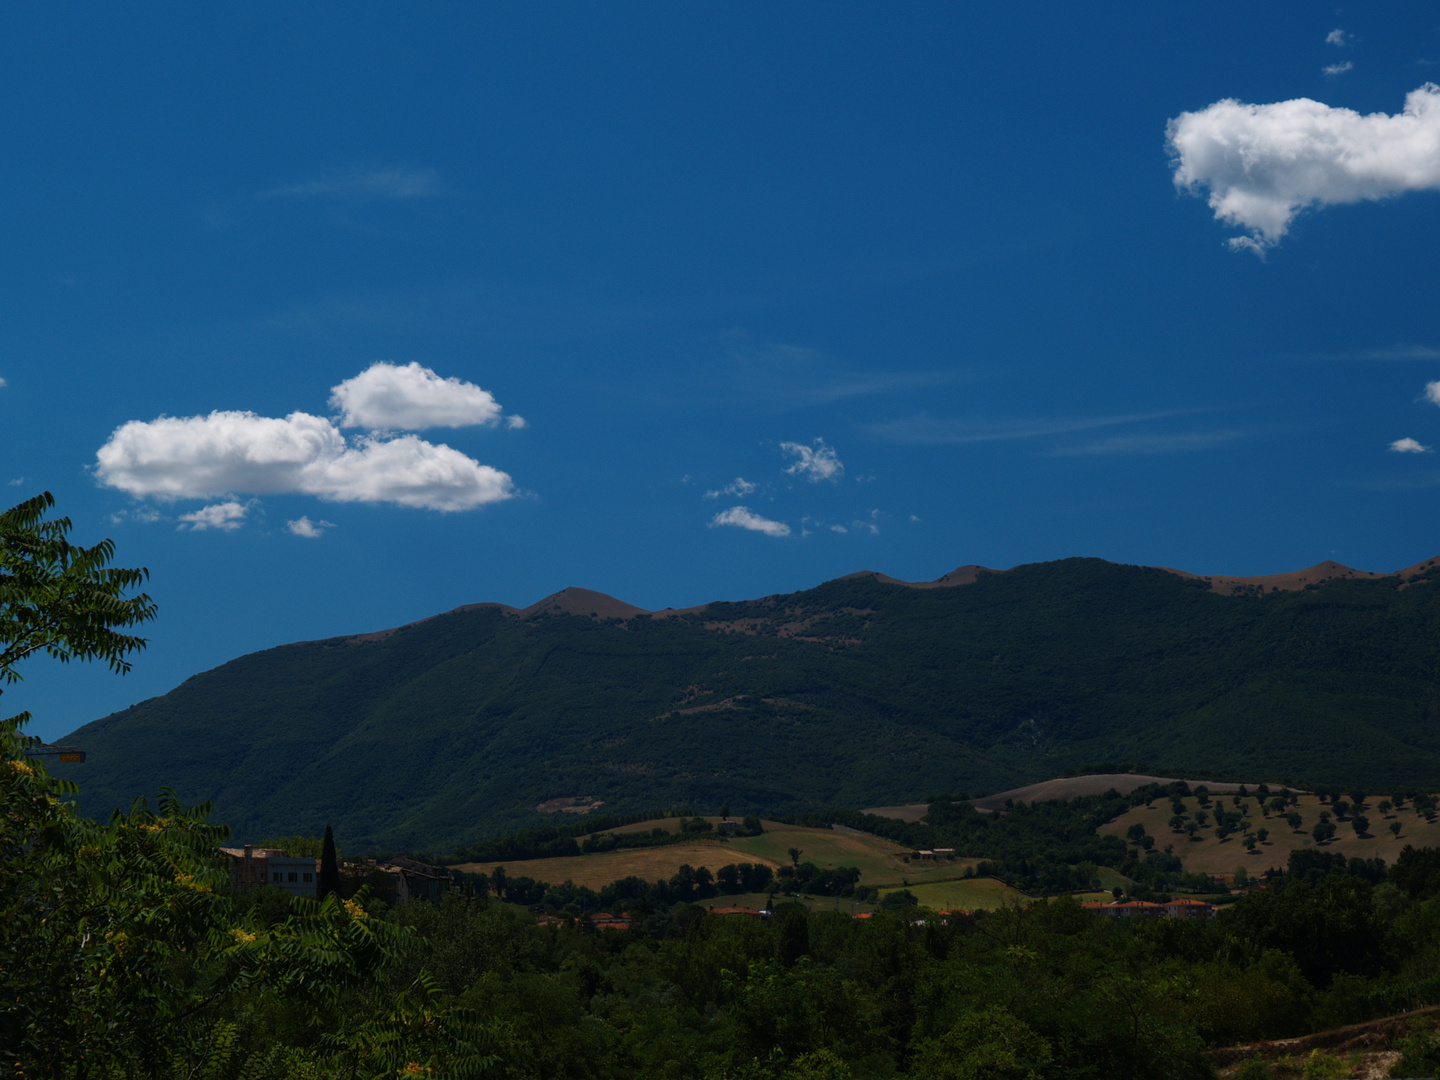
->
[864,408,1205,446]
[259,168,443,203]
[1353,471,1440,491]
[1048,429,1251,457]
[1287,344,1440,363]
[109,506,163,525]
[1323,61,1354,77]
[717,334,966,411]
[703,477,758,499]
[1326,28,1351,47]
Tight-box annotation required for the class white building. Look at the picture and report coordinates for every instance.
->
[265,855,319,897]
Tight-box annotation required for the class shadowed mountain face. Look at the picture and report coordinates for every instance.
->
[57,556,1440,852]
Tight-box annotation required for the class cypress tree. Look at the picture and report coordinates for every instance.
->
[318,824,340,901]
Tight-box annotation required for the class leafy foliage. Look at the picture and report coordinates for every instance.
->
[0,495,497,1078]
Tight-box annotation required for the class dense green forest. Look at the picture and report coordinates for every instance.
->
[59,556,1440,851]
[17,736,1440,1078]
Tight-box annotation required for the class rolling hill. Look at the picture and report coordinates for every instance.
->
[54,554,1440,852]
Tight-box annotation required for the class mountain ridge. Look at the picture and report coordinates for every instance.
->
[56,554,1440,852]
[307,555,1440,645]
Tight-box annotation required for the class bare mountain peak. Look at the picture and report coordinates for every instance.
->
[519,587,650,621]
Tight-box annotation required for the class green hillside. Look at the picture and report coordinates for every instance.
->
[57,558,1440,851]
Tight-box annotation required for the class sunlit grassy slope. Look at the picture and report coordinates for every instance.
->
[455,818,979,889]
[888,878,1027,910]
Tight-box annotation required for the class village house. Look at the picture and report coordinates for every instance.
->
[588,912,631,930]
[706,905,765,920]
[374,856,451,903]
[220,845,319,898]
[1080,898,1217,919]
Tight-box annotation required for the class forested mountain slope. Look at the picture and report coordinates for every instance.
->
[58,556,1440,851]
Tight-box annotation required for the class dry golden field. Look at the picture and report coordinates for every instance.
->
[1099,791,1440,878]
[454,818,994,898]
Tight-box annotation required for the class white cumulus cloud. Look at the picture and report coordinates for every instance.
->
[1390,437,1431,453]
[781,438,844,482]
[96,410,514,512]
[287,515,335,538]
[1326,29,1350,47]
[704,477,758,499]
[329,361,516,430]
[1167,83,1440,251]
[1324,61,1354,77]
[178,501,250,532]
[1424,381,1440,406]
[709,506,791,537]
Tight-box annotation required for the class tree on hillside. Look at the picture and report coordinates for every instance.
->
[319,823,341,900]
[258,833,324,857]
[789,846,802,867]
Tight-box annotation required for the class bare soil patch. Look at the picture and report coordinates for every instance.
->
[862,803,930,823]
[535,796,606,814]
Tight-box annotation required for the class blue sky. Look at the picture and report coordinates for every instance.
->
[6,4,1440,741]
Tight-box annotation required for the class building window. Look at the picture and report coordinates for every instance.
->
[272,872,281,882]
[303,872,313,883]
[288,872,297,882]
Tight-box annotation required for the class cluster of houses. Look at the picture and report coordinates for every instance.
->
[1080,897,1217,919]
[538,911,635,930]
[219,844,452,903]
[220,845,320,897]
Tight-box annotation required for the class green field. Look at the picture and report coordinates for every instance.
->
[883,877,1026,911]
[726,821,976,886]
